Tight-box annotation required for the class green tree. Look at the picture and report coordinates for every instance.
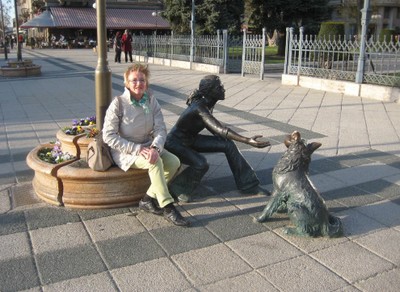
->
[0,0,12,29]
[162,0,244,35]
[245,0,332,35]
[196,0,244,35]
[31,0,45,15]
[162,0,191,34]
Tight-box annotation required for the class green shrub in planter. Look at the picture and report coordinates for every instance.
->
[318,22,345,39]
[379,29,395,43]
[314,21,347,68]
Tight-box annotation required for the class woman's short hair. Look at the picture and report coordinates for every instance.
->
[124,63,150,87]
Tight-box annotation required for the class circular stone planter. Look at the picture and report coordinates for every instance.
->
[7,59,33,67]
[56,130,87,158]
[1,64,42,77]
[56,127,95,159]
[26,144,78,206]
[76,135,93,160]
[57,160,150,209]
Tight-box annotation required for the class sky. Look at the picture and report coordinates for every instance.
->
[2,0,15,25]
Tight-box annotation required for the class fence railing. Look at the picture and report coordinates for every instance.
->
[132,28,399,87]
[284,27,400,87]
[132,30,267,77]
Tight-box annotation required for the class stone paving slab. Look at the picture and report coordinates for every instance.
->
[0,48,400,291]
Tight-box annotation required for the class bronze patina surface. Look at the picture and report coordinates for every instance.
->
[257,131,343,238]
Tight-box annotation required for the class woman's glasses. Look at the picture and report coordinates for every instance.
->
[128,79,146,84]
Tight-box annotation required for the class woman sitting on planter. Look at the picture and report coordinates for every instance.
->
[103,63,190,227]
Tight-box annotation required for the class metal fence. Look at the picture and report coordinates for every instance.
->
[241,28,266,79]
[132,27,399,87]
[284,27,400,87]
[133,32,220,64]
[132,30,267,77]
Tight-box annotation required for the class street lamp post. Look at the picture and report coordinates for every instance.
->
[94,0,112,130]
[355,0,371,84]
[190,0,195,69]
[152,10,160,59]
[1,0,8,60]
[14,0,22,61]
[151,11,160,33]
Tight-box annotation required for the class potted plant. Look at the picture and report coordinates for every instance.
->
[56,116,96,158]
[26,141,77,206]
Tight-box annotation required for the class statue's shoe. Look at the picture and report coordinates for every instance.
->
[240,186,271,196]
[175,193,192,203]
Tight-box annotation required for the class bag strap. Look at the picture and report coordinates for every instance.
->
[102,96,122,144]
[116,95,123,125]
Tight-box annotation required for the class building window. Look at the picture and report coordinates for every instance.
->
[384,7,390,19]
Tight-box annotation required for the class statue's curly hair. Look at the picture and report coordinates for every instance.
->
[186,75,221,105]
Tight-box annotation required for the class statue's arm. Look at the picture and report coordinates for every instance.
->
[225,128,270,149]
[199,107,270,148]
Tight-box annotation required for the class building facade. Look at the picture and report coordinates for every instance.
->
[330,0,400,37]
[17,0,167,46]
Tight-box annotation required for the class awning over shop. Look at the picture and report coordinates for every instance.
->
[20,10,55,28]
[49,7,170,29]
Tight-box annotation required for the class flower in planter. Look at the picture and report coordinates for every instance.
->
[86,127,100,138]
[38,141,75,164]
[62,125,85,135]
[73,116,96,127]
[62,116,96,135]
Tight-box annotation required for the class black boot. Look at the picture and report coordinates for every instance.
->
[169,166,208,202]
[163,204,190,227]
[139,195,163,215]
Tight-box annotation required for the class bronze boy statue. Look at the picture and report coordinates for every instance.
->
[165,75,271,202]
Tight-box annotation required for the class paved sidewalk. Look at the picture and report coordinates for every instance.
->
[1,48,400,292]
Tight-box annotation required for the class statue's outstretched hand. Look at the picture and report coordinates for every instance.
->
[248,135,271,148]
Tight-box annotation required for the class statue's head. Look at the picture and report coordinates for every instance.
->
[198,75,225,102]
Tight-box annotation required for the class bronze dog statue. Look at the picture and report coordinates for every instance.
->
[257,131,343,238]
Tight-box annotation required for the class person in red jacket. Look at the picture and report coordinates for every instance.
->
[121,29,133,63]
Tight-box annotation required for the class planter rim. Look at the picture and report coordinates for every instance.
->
[1,64,41,70]
[26,143,78,176]
[56,129,87,143]
[58,160,148,180]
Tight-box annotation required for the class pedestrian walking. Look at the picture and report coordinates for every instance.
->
[114,31,122,63]
[121,29,133,63]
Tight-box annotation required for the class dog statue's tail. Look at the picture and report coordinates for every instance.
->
[325,215,343,238]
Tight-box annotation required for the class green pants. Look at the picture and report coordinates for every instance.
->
[131,150,180,208]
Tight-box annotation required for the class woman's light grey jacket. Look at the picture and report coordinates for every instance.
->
[103,88,167,171]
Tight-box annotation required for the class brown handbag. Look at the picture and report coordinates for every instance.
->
[86,96,122,171]
[86,132,114,171]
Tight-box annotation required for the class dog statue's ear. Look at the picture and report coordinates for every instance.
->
[284,135,292,148]
[284,131,301,148]
[292,131,300,141]
[308,142,322,153]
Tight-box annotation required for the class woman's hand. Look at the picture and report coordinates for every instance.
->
[140,147,159,164]
[247,135,271,148]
